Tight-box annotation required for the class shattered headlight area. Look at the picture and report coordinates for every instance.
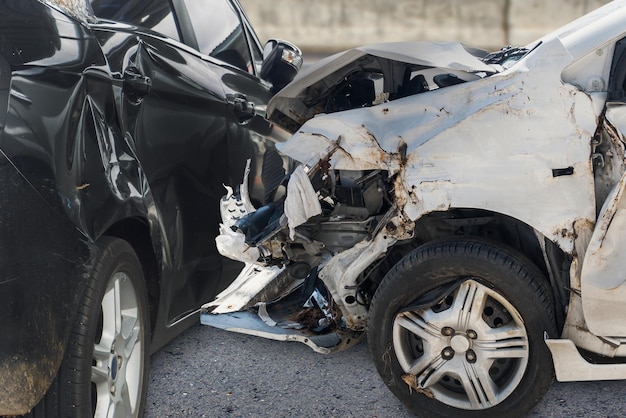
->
[203,159,397,353]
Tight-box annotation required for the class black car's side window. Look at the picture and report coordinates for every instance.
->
[183,0,253,73]
[89,0,181,41]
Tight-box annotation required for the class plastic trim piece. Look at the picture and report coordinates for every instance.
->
[545,337,626,381]
[200,310,340,354]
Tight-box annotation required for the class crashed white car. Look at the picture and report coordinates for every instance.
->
[202,1,626,416]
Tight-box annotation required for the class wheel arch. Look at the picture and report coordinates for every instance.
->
[414,209,570,330]
[370,208,570,330]
[104,218,161,338]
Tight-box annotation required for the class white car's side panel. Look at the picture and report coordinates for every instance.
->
[581,171,626,336]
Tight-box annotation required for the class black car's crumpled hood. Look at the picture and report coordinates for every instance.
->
[266,41,497,132]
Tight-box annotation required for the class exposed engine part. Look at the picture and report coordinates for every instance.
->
[332,169,386,216]
[295,169,389,252]
[234,168,391,255]
[325,70,387,113]
[298,217,379,253]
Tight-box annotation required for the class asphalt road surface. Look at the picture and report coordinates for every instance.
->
[146,324,626,417]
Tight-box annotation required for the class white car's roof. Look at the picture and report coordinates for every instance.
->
[543,0,626,60]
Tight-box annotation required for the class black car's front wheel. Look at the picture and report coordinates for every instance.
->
[30,237,150,417]
[87,238,150,418]
[368,238,556,418]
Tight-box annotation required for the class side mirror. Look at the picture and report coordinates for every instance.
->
[260,39,303,93]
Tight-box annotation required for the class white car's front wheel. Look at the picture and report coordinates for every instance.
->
[368,238,556,418]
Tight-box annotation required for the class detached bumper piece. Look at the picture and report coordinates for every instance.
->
[201,263,363,354]
[546,338,626,381]
[201,310,345,354]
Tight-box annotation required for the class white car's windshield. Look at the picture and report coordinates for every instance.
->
[482,46,532,69]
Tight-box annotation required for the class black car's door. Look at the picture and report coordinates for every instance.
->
[88,0,276,326]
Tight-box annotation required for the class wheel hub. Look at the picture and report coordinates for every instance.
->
[108,342,126,397]
[110,353,119,381]
[450,333,471,353]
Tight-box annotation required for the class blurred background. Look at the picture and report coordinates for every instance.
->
[240,0,612,55]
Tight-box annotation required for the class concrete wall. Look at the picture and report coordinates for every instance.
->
[240,0,612,52]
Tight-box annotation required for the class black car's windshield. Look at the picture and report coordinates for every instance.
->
[42,0,96,23]
[42,0,179,40]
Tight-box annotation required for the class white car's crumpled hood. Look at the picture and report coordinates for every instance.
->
[267,41,496,132]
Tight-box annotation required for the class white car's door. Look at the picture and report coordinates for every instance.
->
[578,35,626,336]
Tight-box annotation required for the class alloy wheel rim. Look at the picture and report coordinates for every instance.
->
[91,272,144,418]
[392,279,529,410]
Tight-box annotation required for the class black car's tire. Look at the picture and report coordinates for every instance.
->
[29,237,150,417]
[368,238,556,418]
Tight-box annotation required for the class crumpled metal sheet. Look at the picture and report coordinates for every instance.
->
[204,263,285,314]
[273,42,493,101]
[267,42,495,131]
[284,165,321,239]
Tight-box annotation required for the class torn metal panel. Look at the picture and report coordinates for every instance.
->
[546,338,626,381]
[215,227,261,264]
[215,183,261,264]
[284,165,322,239]
[318,231,398,329]
[204,263,285,314]
[219,185,249,230]
[200,310,360,354]
[239,159,257,214]
[277,120,403,173]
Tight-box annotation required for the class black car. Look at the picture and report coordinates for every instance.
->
[0,0,301,416]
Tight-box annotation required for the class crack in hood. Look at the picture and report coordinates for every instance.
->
[267,41,498,132]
